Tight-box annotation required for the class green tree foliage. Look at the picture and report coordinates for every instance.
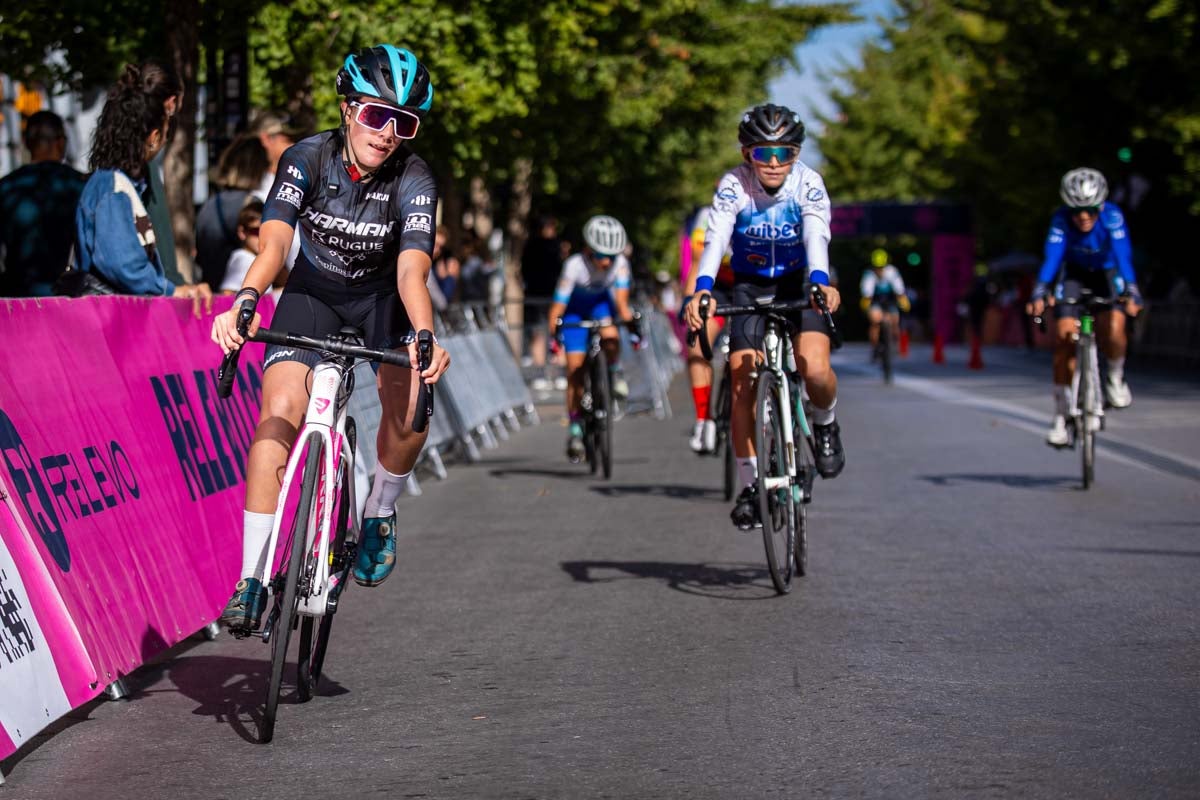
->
[820,0,1200,292]
[243,0,853,264]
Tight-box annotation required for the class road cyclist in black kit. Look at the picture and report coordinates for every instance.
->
[211,45,450,633]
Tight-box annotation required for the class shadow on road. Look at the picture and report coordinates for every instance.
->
[1063,547,1200,559]
[145,654,349,743]
[488,466,593,480]
[561,560,778,600]
[918,473,1078,490]
[589,483,722,500]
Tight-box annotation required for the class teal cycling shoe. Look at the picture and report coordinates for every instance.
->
[354,514,397,587]
[219,577,267,632]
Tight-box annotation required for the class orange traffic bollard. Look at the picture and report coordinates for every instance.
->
[898,329,910,358]
[932,333,945,364]
[968,334,984,370]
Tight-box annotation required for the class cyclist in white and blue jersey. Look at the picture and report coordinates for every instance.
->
[548,215,638,461]
[1027,167,1143,447]
[683,104,844,530]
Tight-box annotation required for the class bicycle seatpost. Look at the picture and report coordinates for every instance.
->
[413,329,434,434]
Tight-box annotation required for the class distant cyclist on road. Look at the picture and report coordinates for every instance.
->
[548,215,640,462]
[683,103,844,530]
[1027,167,1143,448]
[859,248,910,359]
[679,201,734,454]
[210,45,450,632]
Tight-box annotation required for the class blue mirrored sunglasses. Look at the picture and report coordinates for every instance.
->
[749,145,799,165]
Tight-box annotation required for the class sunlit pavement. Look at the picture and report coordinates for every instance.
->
[6,343,1198,798]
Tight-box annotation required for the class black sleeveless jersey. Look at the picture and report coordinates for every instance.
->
[262,130,438,294]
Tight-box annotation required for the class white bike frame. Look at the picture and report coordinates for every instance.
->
[759,320,798,493]
[259,358,360,618]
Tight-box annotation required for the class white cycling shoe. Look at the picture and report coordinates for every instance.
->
[612,374,630,401]
[689,419,717,454]
[1046,416,1070,448]
[1106,377,1132,409]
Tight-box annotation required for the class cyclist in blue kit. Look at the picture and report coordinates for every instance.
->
[684,103,844,530]
[210,45,450,632]
[1027,167,1143,447]
[548,215,640,462]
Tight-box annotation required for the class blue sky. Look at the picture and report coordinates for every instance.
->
[768,0,895,163]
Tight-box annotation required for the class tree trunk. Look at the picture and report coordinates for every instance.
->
[504,157,533,353]
[164,0,201,283]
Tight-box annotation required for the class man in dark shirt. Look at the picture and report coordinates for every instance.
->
[521,214,564,369]
[0,111,87,296]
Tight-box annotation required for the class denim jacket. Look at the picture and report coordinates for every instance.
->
[75,168,176,296]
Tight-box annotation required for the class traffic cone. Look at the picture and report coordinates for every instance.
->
[932,333,945,364]
[968,334,984,370]
[899,329,910,358]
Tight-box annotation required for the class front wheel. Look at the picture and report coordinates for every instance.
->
[262,439,322,743]
[297,427,355,702]
[592,349,613,479]
[755,371,795,595]
[880,320,893,384]
[1078,343,1096,489]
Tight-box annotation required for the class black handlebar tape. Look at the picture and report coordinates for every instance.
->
[412,330,434,434]
[216,349,241,399]
[697,295,714,361]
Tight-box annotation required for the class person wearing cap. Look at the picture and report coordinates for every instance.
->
[249,110,302,200]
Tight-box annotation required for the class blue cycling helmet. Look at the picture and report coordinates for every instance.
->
[336,45,434,116]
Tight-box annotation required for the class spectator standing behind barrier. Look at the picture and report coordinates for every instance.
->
[432,225,460,303]
[459,234,506,323]
[520,214,563,369]
[138,60,187,285]
[249,110,301,199]
[72,64,211,313]
[218,199,287,297]
[0,111,87,297]
[195,133,271,288]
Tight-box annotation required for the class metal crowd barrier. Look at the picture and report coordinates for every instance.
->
[345,306,541,495]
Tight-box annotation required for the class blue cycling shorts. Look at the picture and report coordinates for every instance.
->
[562,291,614,354]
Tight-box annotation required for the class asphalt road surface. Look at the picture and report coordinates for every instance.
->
[4,343,1198,798]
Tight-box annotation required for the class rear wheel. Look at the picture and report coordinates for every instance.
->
[582,368,597,472]
[717,369,735,501]
[592,349,613,479]
[262,439,322,743]
[755,371,794,595]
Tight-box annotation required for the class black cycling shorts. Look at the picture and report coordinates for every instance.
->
[264,273,413,372]
[727,271,827,353]
[1054,265,1117,320]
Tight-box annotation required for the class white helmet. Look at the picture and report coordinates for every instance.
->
[583,215,628,255]
[1060,167,1108,208]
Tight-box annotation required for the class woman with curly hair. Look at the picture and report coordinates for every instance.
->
[73,62,210,311]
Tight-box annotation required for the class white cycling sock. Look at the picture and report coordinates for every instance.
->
[364,462,410,518]
[1108,357,1125,384]
[811,397,837,426]
[241,510,275,582]
[1053,385,1071,417]
[736,457,758,490]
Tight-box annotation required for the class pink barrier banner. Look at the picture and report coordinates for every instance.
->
[931,234,977,343]
[0,294,270,759]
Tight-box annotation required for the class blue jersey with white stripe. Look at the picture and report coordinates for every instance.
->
[1037,202,1136,288]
